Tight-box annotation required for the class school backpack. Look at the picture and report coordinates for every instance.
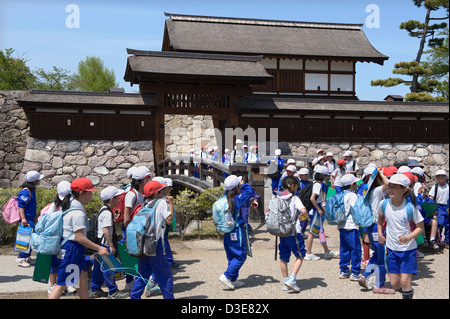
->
[212,195,239,234]
[31,207,77,255]
[2,188,30,224]
[126,199,161,257]
[324,191,350,222]
[265,196,295,237]
[297,183,314,212]
[111,189,136,223]
[350,195,375,227]
[86,206,110,253]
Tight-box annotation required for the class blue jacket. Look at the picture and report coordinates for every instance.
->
[17,188,37,220]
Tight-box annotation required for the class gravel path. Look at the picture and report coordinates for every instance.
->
[0,221,448,299]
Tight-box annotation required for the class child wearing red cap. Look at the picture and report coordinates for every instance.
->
[129,180,175,299]
[49,178,109,299]
[330,159,346,194]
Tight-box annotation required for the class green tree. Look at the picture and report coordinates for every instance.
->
[73,56,119,92]
[33,66,77,91]
[0,48,35,90]
[371,0,449,101]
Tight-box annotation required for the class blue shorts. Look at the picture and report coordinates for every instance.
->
[279,233,306,263]
[386,248,417,274]
[56,240,87,286]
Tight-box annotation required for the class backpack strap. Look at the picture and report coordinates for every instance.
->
[381,198,390,216]
[60,207,83,247]
[405,201,414,223]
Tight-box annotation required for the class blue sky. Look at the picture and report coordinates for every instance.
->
[0,0,446,100]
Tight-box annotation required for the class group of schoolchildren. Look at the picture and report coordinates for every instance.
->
[13,166,176,299]
[9,147,449,300]
[258,148,449,299]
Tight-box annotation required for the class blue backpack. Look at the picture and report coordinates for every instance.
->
[31,207,76,255]
[212,195,239,233]
[325,191,350,222]
[350,195,375,228]
[126,199,161,257]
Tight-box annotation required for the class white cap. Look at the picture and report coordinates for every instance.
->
[314,165,329,174]
[151,177,168,191]
[326,152,333,157]
[275,149,282,156]
[389,173,411,188]
[127,166,138,178]
[25,171,44,182]
[286,165,297,172]
[235,139,243,144]
[132,166,150,180]
[287,159,296,164]
[435,169,447,176]
[100,186,124,201]
[364,166,376,177]
[341,174,359,187]
[299,168,309,175]
[397,166,411,174]
[411,167,424,176]
[343,150,353,157]
[224,148,230,153]
[57,181,72,200]
[224,175,242,190]
[164,178,173,187]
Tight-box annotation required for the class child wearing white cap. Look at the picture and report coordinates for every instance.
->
[377,173,425,299]
[89,186,128,299]
[337,174,361,280]
[429,170,449,249]
[15,171,44,267]
[267,149,284,196]
[343,151,358,176]
[219,175,254,290]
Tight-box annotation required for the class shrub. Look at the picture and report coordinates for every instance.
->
[0,187,103,245]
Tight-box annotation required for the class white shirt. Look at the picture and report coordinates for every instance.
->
[429,183,449,205]
[97,206,114,246]
[331,168,346,187]
[345,160,359,174]
[145,198,172,241]
[369,186,385,219]
[312,182,323,204]
[337,191,358,230]
[377,199,424,251]
[125,188,144,210]
[63,199,87,240]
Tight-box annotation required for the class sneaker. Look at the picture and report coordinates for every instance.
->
[304,254,320,261]
[16,258,30,268]
[282,283,289,291]
[170,262,180,269]
[285,278,300,292]
[429,240,440,250]
[219,274,235,290]
[146,284,161,297]
[89,289,108,298]
[339,272,350,279]
[67,285,77,294]
[350,274,361,281]
[324,250,339,259]
[417,251,425,258]
[358,276,369,289]
[47,284,56,295]
[108,290,128,299]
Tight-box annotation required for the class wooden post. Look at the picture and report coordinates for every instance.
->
[154,109,165,163]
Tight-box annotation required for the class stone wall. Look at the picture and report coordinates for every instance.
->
[21,138,154,188]
[0,91,29,188]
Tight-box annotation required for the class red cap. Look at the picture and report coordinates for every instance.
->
[402,172,418,186]
[143,181,167,197]
[71,178,97,192]
[337,159,346,166]
[381,167,396,177]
